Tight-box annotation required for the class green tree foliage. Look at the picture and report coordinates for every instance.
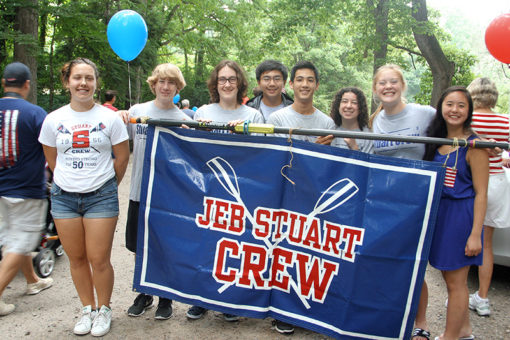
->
[1,0,481,114]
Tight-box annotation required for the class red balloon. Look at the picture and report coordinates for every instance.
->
[485,13,510,64]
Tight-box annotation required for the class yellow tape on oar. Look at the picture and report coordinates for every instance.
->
[233,123,275,134]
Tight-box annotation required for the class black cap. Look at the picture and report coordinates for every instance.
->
[3,62,31,86]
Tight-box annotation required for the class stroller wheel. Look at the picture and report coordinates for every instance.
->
[54,243,64,257]
[33,248,56,278]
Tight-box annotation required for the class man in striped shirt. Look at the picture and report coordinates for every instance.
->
[467,77,510,316]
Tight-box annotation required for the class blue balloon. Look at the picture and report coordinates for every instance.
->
[192,106,198,112]
[107,10,148,62]
[173,93,180,104]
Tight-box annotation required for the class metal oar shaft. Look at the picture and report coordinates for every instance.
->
[130,117,509,150]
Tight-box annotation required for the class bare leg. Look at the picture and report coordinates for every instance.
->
[441,267,472,340]
[477,226,494,299]
[413,281,429,339]
[54,217,95,307]
[0,252,25,297]
[84,217,117,308]
[20,255,40,284]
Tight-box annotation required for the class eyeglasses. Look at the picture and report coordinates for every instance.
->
[261,76,283,83]
[218,76,238,85]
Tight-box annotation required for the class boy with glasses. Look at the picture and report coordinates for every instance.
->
[247,60,294,121]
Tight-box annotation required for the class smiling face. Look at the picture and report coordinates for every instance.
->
[153,78,178,103]
[374,69,404,106]
[67,63,97,105]
[258,69,284,101]
[441,91,470,128]
[339,91,360,123]
[217,66,238,103]
[289,68,318,103]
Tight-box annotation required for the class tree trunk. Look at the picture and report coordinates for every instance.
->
[411,0,454,107]
[13,0,38,104]
[368,0,389,113]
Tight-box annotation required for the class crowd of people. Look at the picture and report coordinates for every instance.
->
[0,57,508,340]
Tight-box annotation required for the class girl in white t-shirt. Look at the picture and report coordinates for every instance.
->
[38,58,129,337]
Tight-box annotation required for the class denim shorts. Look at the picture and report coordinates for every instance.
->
[50,177,119,219]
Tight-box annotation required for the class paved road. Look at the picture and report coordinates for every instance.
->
[1,159,509,339]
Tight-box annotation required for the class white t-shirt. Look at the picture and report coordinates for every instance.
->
[129,101,191,202]
[38,104,128,193]
[371,103,435,160]
[267,105,336,143]
[194,103,264,134]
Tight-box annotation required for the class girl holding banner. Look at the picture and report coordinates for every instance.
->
[424,86,488,340]
[369,64,436,340]
[329,87,374,153]
[38,58,130,337]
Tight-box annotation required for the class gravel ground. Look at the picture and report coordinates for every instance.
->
[1,159,509,339]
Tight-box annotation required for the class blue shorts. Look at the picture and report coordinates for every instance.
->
[50,177,119,219]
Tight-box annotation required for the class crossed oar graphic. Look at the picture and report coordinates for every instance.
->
[206,157,359,308]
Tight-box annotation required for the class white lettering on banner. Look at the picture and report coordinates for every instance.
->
[195,196,364,305]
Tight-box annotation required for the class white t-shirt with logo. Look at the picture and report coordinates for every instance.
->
[38,104,128,193]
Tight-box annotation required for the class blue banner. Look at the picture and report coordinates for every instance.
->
[133,126,445,339]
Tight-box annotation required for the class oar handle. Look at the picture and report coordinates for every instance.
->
[129,117,510,150]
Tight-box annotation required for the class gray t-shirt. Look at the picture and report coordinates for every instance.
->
[194,103,264,134]
[259,101,285,122]
[371,103,435,160]
[128,101,191,201]
[267,105,336,143]
[330,126,374,154]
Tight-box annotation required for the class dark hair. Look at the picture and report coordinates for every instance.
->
[104,90,117,102]
[423,86,474,161]
[255,60,288,82]
[207,60,248,105]
[60,57,99,88]
[290,60,319,82]
[330,87,369,128]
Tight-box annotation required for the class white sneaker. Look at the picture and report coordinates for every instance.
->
[73,305,96,335]
[469,291,490,316]
[0,300,15,316]
[26,277,53,295]
[91,305,112,337]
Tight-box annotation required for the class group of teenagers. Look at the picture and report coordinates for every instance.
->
[0,55,508,340]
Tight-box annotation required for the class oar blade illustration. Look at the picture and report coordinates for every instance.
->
[206,157,240,198]
[312,178,359,216]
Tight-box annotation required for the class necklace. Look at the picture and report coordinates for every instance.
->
[2,92,23,99]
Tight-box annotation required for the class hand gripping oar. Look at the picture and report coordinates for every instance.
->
[130,117,510,150]
[207,157,310,308]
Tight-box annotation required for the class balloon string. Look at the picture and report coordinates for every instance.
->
[502,63,510,79]
[128,61,132,108]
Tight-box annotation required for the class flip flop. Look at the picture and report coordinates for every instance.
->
[459,336,474,340]
[412,328,431,340]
